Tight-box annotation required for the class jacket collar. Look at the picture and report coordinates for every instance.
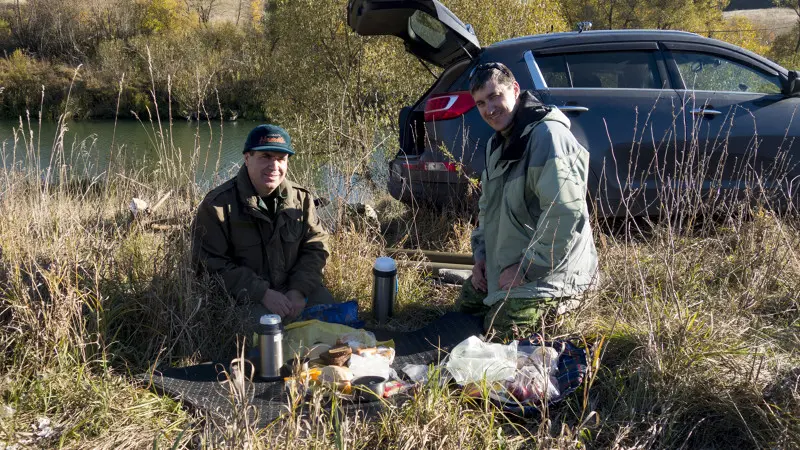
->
[491,90,550,161]
[235,165,295,213]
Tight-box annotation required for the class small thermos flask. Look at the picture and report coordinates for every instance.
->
[258,314,283,379]
[372,256,397,324]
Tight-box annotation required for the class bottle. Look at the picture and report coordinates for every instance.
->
[372,256,397,325]
[258,314,283,379]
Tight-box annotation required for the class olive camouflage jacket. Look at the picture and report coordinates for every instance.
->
[191,166,330,303]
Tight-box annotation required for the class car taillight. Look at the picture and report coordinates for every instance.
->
[424,91,475,122]
[401,162,460,172]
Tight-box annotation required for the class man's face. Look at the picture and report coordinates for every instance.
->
[244,151,288,196]
[471,78,520,132]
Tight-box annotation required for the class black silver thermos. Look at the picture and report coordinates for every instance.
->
[372,256,397,324]
[258,314,283,379]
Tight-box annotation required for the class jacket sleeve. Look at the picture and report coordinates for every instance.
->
[287,194,330,297]
[522,124,588,280]
[470,142,491,263]
[191,198,270,304]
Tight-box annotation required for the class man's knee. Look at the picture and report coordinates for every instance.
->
[457,277,489,314]
[483,297,560,334]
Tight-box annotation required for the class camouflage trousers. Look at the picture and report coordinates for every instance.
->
[456,277,565,336]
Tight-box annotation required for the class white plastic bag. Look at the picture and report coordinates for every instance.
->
[529,346,560,375]
[349,353,392,380]
[445,336,518,384]
[402,364,430,383]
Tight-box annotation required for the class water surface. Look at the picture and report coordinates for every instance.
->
[0,119,388,203]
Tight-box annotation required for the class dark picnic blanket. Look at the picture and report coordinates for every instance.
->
[137,312,483,427]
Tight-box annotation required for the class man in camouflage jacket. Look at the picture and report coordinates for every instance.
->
[192,124,333,324]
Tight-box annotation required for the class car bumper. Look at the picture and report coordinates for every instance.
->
[387,159,476,209]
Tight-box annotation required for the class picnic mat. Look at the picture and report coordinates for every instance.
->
[137,312,483,426]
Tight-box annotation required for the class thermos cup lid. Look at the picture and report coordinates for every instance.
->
[260,314,282,325]
[374,256,397,272]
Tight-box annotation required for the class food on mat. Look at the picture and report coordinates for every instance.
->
[382,380,410,398]
[377,347,395,363]
[306,343,331,361]
[320,344,352,366]
[354,346,395,364]
[319,365,354,383]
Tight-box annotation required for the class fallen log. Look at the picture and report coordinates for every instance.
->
[397,260,473,277]
[386,248,473,265]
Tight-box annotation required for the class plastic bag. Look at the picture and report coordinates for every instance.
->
[298,300,363,328]
[529,346,560,374]
[282,320,376,363]
[445,336,518,384]
[402,364,430,383]
[507,365,560,402]
[349,353,392,380]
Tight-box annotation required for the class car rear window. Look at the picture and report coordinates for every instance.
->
[672,51,782,94]
[536,51,663,89]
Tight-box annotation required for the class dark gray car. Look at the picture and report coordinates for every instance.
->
[348,0,800,217]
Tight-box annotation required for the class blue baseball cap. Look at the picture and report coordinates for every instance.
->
[243,124,294,155]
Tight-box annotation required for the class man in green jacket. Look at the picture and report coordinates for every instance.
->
[457,63,598,334]
[192,124,334,325]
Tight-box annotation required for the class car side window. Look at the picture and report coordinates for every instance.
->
[673,51,781,94]
[535,55,570,88]
[535,51,662,89]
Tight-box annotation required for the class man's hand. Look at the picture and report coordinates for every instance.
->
[285,289,307,320]
[498,263,525,291]
[261,289,293,319]
[471,259,488,292]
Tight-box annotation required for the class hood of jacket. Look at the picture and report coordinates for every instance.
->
[492,90,550,161]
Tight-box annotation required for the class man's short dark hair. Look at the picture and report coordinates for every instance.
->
[469,62,516,93]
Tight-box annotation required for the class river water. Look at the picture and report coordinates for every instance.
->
[0,119,389,203]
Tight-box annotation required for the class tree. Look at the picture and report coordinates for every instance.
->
[184,0,219,24]
[559,0,728,32]
[774,0,800,53]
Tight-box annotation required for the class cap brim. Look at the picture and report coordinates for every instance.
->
[245,145,295,155]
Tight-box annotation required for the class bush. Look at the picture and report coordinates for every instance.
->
[0,50,74,119]
[769,23,800,69]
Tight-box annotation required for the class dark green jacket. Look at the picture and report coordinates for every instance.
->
[191,166,330,303]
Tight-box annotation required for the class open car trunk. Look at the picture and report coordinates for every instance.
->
[347,0,480,68]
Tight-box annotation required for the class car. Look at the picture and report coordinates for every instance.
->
[347,0,800,217]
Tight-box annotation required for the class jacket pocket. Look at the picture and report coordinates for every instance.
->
[279,208,304,242]
[230,221,262,267]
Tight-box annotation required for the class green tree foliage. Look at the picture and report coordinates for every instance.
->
[769,24,800,68]
[259,0,567,144]
[0,0,791,124]
[709,16,770,56]
[137,0,192,34]
[0,0,193,64]
[769,0,800,67]
[0,49,73,118]
[446,0,568,43]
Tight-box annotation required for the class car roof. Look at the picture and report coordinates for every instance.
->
[490,29,708,50]
[487,29,784,73]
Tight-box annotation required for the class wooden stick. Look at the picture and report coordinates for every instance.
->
[151,190,172,213]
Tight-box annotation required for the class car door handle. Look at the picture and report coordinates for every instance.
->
[558,106,590,113]
[691,108,722,116]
